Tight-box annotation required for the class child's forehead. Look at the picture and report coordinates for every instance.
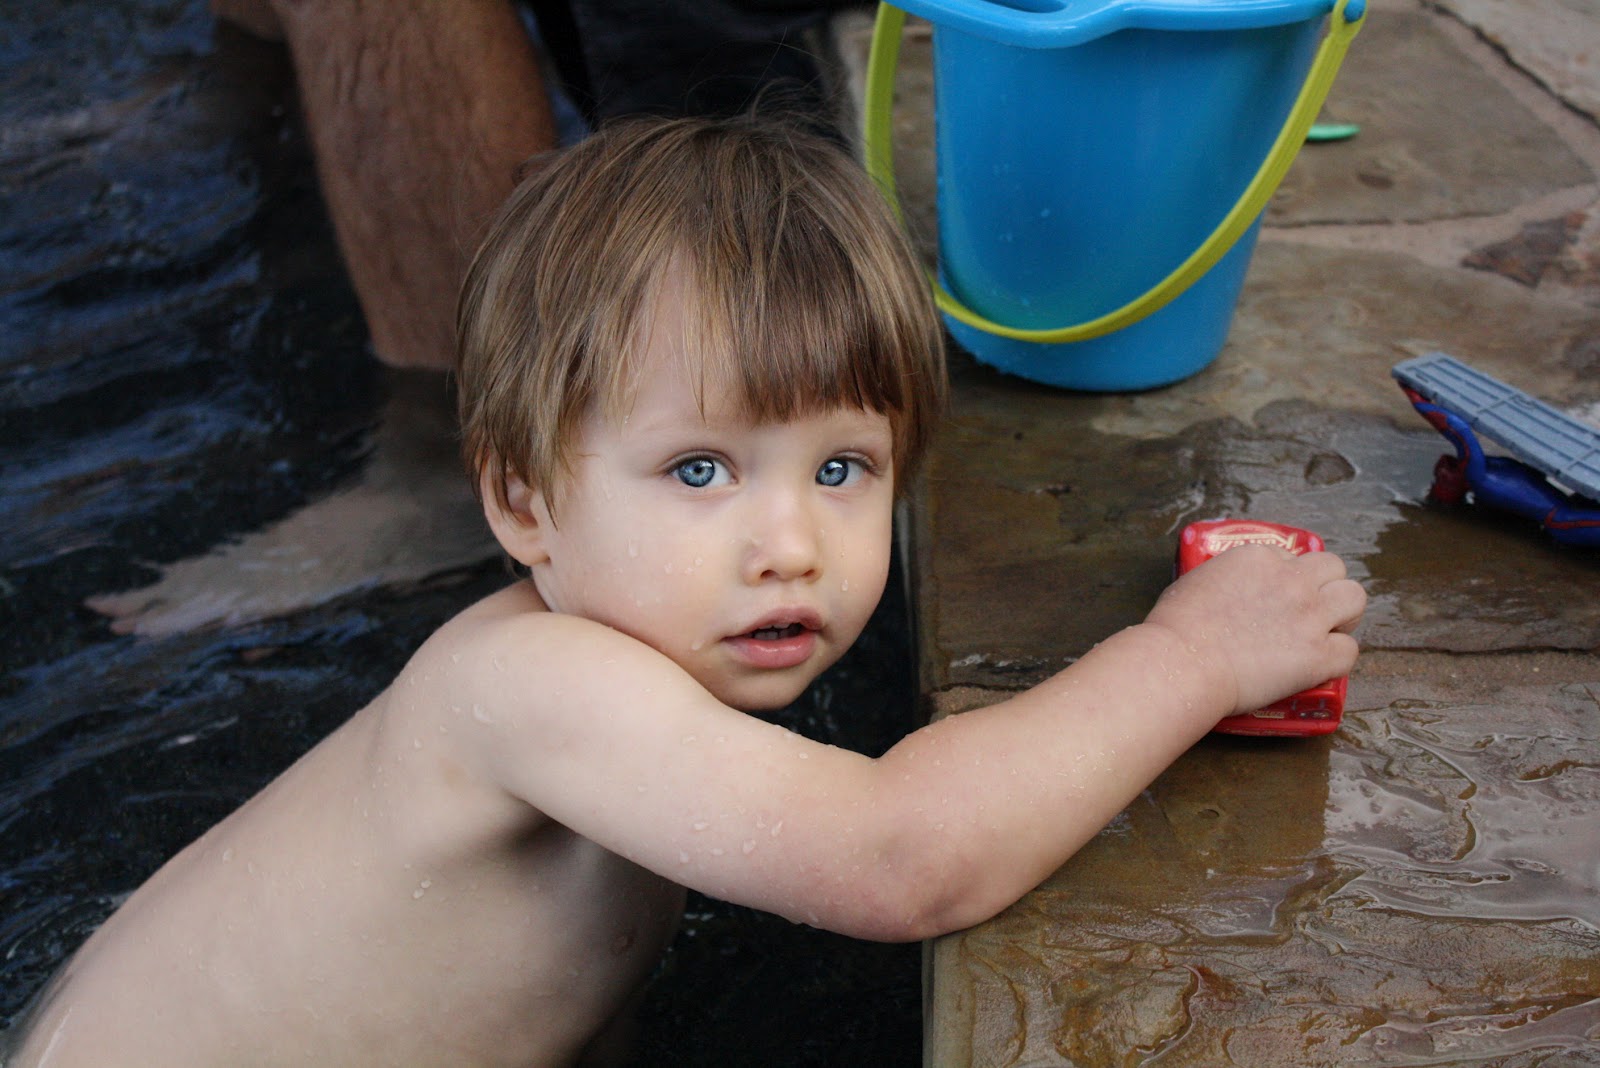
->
[579,249,906,442]
[602,347,877,433]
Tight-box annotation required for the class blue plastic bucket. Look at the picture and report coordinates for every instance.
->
[864,0,1364,391]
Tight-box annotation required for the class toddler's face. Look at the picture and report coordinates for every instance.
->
[526,319,897,712]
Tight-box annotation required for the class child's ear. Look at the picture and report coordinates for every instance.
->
[480,469,551,568]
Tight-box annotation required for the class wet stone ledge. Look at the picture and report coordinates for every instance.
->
[924,655,1600,1065]
[854,0,1600,1061]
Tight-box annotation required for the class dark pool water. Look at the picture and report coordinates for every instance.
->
[0,1,920,1062]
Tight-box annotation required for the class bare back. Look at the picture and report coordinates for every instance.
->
[10,514,1364,1066]
[9,582,685,1068]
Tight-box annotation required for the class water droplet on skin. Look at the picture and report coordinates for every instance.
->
[682,734,697,744]
[412,738,422,750]
[628,540,640,558]
[678,850,691,864]
[492,656,506,672]
[665,561,675,574]
[742,840,757,855]
[690,639,705,651]
[841,580,850,592]
[451,653,461,663]
[222,848,234,863]
[692,821,710,832]
[770,820,784,837]
[472,704,494,725]
[694,557,704,567]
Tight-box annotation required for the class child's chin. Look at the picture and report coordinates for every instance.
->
[717,674,816,715]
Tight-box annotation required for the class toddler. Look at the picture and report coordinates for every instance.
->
[7,114,1364,1067]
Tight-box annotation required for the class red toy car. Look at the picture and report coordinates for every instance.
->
[1176,520,1347,737]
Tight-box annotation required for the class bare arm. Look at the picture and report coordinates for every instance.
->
[436,546,1363,942]
[241,0,558,370]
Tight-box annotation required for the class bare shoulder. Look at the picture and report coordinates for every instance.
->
[403,579,660,687]
[382,580,693,780]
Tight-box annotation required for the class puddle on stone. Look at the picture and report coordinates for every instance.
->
[1363,502,1600,651]
[933,665,1600,1066]
[930,378,1600,691]
[1330,691,1600,928]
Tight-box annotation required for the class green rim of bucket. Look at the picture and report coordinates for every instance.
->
[862,0,1366,344]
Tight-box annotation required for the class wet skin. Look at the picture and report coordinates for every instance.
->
[11,293,1363,1066]
[9,322,901,1066]
[491,343,898,717]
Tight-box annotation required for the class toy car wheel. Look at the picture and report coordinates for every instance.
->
[1431,454,1469,504]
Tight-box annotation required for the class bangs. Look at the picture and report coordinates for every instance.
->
[460,113,945,516]
[603,245,919,432]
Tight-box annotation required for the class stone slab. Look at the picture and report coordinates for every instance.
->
[1435,0,1600,123]
[917,241,1600,689]
[1270,7,1594,225]
[838,0,1600,1064]
[926,654,1600,1067]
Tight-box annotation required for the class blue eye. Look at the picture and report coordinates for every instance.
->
[817,458,854,487]
[673,457,721,488]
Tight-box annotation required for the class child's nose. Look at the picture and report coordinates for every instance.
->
[742,492,821,584]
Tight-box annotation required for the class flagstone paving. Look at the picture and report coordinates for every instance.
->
[832,0,1600,1062]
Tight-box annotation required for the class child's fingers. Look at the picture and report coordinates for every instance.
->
[1296,552,1366,630]
[1324,629,1361,676]
[1298,549,1351,583]
[1327,577,1367,634]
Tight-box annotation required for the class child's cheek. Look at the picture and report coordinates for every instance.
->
[620,533,702,610]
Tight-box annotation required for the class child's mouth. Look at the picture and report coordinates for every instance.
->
[748,622,808,641]
[728,619,819,671]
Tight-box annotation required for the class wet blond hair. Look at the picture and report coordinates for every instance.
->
[457,113,947,516]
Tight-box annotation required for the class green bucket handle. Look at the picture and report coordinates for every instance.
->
[862,0,1366,344]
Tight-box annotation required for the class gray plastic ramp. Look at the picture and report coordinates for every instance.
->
[1392,352,1600,502]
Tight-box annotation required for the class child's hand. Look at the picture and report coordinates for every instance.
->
[1145,545,1366,717]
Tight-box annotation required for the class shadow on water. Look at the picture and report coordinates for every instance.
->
[0,2,920,1062]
